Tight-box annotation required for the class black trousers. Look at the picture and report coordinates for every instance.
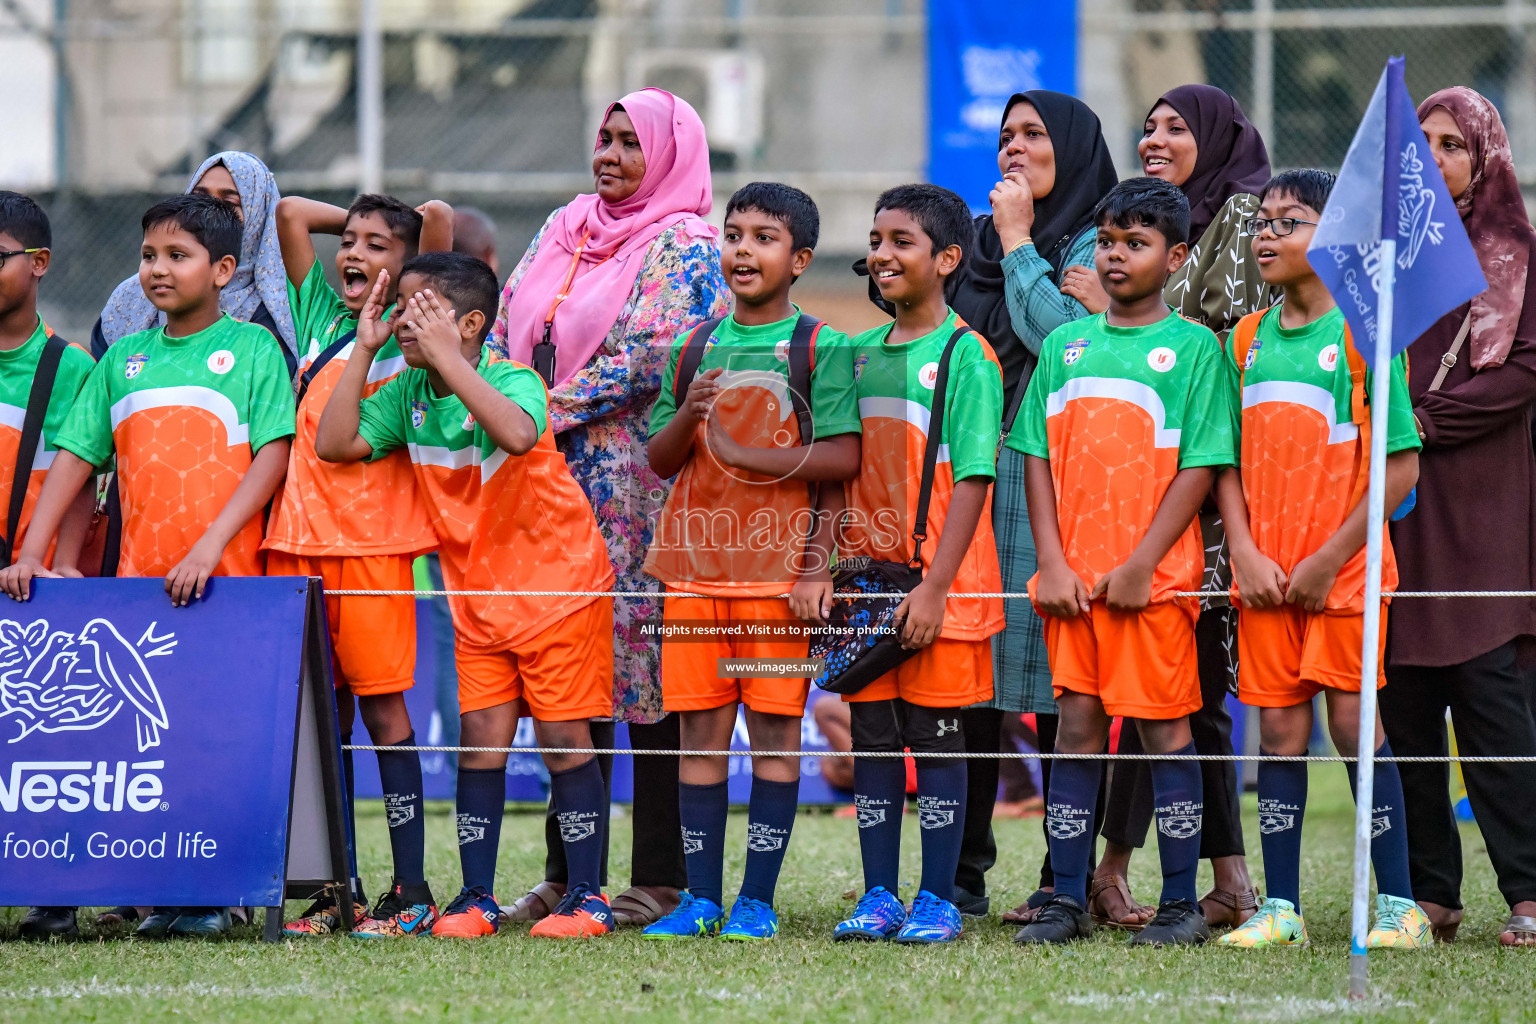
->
[1098,608,1245,859]
[1382,641,1536,909]
[542,715,687,889]
[955,707,1004,899]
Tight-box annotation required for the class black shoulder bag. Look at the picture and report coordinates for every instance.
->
[809,325,970,695]
[3,331,68,566]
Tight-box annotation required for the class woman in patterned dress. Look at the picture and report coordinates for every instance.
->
[490,88,727,926]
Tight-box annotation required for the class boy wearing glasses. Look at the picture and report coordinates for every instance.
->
[0,193,99,941]
[1215,169,1428,948]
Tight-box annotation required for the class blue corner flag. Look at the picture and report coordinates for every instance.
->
[1307,56,1486,358]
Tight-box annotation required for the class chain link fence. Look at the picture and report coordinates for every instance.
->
[6,0,1534,338]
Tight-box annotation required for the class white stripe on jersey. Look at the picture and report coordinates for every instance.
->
[109,386,250,447]
[0,402,57,469]
[857,396,951,464]
[1044,376,1182,449]
[406,442,475,471]
[1241,380,1359,445]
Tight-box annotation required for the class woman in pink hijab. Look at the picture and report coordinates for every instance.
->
[490,88,728,927]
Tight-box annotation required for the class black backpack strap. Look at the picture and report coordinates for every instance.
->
[1000,374,1029,446]
[4,331,68,566]
[909,326,971,568]
[98,476,122,577]
[785,313,821,446]
[295,327,358,404]
[672,316,726,401]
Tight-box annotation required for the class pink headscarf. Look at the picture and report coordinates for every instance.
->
[1417,87,1534,370]
[500,88,715,385]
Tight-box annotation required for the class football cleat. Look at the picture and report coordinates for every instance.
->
[167,907,232,937]
[17,907,78,940]
[1129,899,1210,947]
[720,895,778,940]
[833,886,907,941]
[431,886,501,939]
[642,892,725,939]
[1218,898,1308,948]
[282,891,365,937]
[529,884,614,939]
[1367,894,1433,948]
[134,907,180,939]
[351,881,438,938]
[893,890,962,944]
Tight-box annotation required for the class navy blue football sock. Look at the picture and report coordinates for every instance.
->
[679,780,729,907]
[738,775,799,905]
[340,734,357,844]
[852,756,906,895]
[1150,742,1203,905]
[549,756,607,894]
[915,761,966,904]
[1345,739,1414,900]
[1256,752,1308,911]
[1044,758,1102,907]
[455,767,506,893]
[377,733,426,885]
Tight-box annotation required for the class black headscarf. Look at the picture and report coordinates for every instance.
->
[1154,84,1271,242]
[954,90,1118,406]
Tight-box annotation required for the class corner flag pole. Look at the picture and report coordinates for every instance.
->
[1349,237,1395,999]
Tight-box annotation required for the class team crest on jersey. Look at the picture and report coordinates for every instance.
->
[1318,343,1340,372]
[463,412,476,431]
[124,353,148,379]
[918,361,939,389]
[702,335,719,356]
[774,339,790,362]
[207,350,235,375]
[854,353,869,380]
[1244,338,1263,370]
[410,400,427,429]
[1147,347,1177,373]
[1063,339,1090,366]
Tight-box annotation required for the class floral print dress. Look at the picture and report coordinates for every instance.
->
[491,209,728,723]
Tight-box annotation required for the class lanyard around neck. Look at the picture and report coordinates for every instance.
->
[534,230,611,385]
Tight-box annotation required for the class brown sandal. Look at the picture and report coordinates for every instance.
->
[1089,874,1152,931]
[1001,888,1054,924]
[503,881,564,922]
[611,886,680,927]
[1199,886,1260,929]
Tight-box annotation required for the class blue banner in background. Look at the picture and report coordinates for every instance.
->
[0,577,309,907]
[928,0,1077,210]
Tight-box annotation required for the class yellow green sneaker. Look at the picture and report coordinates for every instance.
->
[1367,894,1433,948]
[1217,897,1308,948]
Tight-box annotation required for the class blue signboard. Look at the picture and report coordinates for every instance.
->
[928,0,1078,210]
[0,577,310,907]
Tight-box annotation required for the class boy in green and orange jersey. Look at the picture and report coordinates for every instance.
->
[1012,178,1234,949]
[0,192,99,943]
[0,193,295,939]
[269,192,452,939]
[804,184,1005,946]
[1215,169,1428,949]
[642,182,861,941]
[317,252,616,941]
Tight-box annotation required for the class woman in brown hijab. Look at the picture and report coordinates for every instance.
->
[1383,86,1536,947]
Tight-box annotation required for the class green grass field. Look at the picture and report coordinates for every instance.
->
[1,770,1530,1023]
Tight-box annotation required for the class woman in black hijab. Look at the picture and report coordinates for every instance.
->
[947,90,1117,919]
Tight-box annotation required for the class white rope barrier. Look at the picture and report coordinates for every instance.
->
[340,745,1534,762]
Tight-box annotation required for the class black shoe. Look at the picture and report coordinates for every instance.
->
[1013,894,1092,945]
[954,886,990,919]
[1129,899,1210,947]
[18,906,77,940]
